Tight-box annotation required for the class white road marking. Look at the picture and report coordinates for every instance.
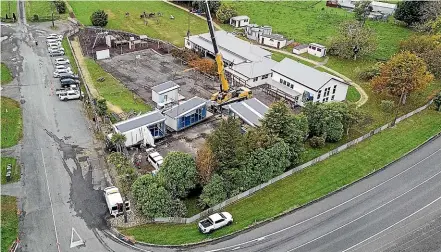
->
[204,148,441,252]
[342,194,441,252]
[41,148,61,252]
[231,247,241,251]
[286,167,441,251]
[70,227,84,248]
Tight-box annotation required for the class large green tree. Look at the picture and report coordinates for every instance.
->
[400,35,441,78]
[394,1,424,26]
[90,10,108,27]
[215,3,238,24]
[158,152,198,198]
[199,174,228,208]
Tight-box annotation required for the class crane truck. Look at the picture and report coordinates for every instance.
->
[203,0,252,108]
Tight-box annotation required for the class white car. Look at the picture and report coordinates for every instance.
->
[53,69,73,77]
[103,186,130,217]
[58,90,81,101]
[198,212,233,234]
[46,34,62,40]
[47,41,62,47]
[48,46,64,52]
[55,58,70,65]
[147,151,163,173]
[54,65,71,71]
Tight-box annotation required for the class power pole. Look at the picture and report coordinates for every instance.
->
[51,2,55,28]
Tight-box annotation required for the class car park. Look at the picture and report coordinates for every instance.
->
[59,74,79,80]
[53,69,73,77]
[198,212,233,234]
[54,58,70,65]
[60,78,80,86]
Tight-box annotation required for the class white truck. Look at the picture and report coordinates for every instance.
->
[198,212,233,233]
[103,186,131,217]
[146,148,163,175]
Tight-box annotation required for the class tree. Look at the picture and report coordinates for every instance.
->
[53,1,66,14]
[434,92,441,112]
[96,98,107,116]
[354,1,372,23]
[207,118,245,172]
[193,0,220,14]
[132,175,186,218]
[371,51,434,105]
[420,1,441,24]
[394,1,424,26]
[196,142,217,185]
[325,102,364,135]
[215,3,238,24]
[400,35,441,78]
[189,58,217,76]
[329,21,377,60]
[90,10,108,27]
[199,174,227,208]
[158,152,198,198]
[111,133,126,153]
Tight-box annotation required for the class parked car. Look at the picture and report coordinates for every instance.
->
[46,38,61,44]
[198,212,233,234]
[60,74,79,80]
[146,148,163,173]
[54,58,70,65]
[46,34,62,40]
[53,69,73,77]
[48,46,64,52]
[47,41,62,47]
[54,65,71,71]
[49,50,65,57]
[60,78,80,86]
[58,90,82,101]
[103,186,130,217]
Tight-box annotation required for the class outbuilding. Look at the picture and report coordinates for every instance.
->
[227,98,269,128]
[308,43,327,58]
[151,81,180,109]
[230,16,250,28]
[164,97,209,131]
[112,110,166,147]
[292,44,309,55]
[260,34,287,49]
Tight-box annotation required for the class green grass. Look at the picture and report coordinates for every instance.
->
[230,1,412,59]
[346,86,361,103]
[1,0,17,20]
[61,38,78,74]
[183,196,203,218]
[1,157,20,185]
[120,109,441,245]
[69,1,209,47]
[26,1,67,22]
[1,196,19,252]
[271,51,316,67]
[1,63,13,85]
[84,58,151,113]
[1,97,22,148]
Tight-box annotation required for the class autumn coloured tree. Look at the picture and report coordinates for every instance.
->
[400,35,441,78]
[371,51,434,105]
[189,58,217,76]
[196,142,217,185]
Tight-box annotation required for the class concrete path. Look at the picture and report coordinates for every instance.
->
[259,46,369,107]
[1,182,23,197]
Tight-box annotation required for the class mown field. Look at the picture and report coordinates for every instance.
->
[26,1,67,22]
[1,0,17,19]
[69,1,208,46]
[1,196,19,252]
[1,63,13,85]
[121,109,441,244]
[1,97,23,148]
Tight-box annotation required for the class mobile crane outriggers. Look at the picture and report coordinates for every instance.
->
[204,0,252,107]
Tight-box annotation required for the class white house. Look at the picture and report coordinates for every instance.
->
[260,34,288,49]
[151,81,180,109]
[270,58,349,106]
[292,44,309,55]
[230,16,250,28]
[227,98,268,128]
[245,24,272,42]
[112,111,166,147]
[225,57,277,88]
[308,43,327,58]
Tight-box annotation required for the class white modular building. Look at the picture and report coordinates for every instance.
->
[151,81,180,109]
[230,16,250,28]
[163,97,208,131]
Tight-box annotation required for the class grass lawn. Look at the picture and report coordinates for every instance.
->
[346,86,361,103]
[1,63,13,85]
[1,157,20,184]
[271,51,316,67]
[61,38,78,74]
[1,0,16,19]
[1,97,22,148]
[230,1,412,59]
[120,109,441,245]
[183,196,203,218]
[26,1,67,22]
[84,58,151,113]
[1,196,19,252]
[69,1,209,47]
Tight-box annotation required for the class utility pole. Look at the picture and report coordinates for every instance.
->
[51,2,55,28]
[391,88,405,127]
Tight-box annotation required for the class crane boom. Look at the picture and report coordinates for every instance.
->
[204,0,229,93]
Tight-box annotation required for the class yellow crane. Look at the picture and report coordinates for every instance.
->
[204,0,252,106]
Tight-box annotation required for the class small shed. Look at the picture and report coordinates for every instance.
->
[227,98,269,127]
[308,43,327,58]
[292,44,309,55]
[152,81,180,109]
[230,16,250,28]
[164,97,208,131]
[96,49,110,60]
[371,1,396,15]
[112,110,166,147]
[260,34,287,49]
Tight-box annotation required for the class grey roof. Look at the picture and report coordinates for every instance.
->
[261,34,286,40]
[231,15,249,21]
[294,44,309,50]
[271,58,345,91]
[228,57,277,79]
[188,31,272,64]
[309,43,326,49]
[164,97,207,118]
[228,98,269,127]
[268,79,302,99]
[114,111,165,133]
[151,81,179,94]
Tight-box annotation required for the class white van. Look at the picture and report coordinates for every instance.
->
[103,186,130,217]
[146,149,163,174]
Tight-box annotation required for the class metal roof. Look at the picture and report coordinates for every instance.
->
[114,111,165,133]
[228,98,269,127]
[261,34,286,40]
[151,81,179,94]
[309,43,326,49]
[231,15,249,21]
[228,57,277,79]
[163,97,207,119]
[294,44,309,50]
[272,58,345,91]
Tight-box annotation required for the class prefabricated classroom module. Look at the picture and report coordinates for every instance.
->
[112,110,166,147]
[163,97,208,131]
[151,80,180,109]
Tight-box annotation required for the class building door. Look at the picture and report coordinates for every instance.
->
[261,38,264,44]
[277,41,280,48]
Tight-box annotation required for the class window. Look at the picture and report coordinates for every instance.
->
[283,80,287,85]
[311,46,316,50]
[331,95,335,100]
[215,219,223,224]
[279,78,283,84]
[253,77,258,82]
[163,94,168,101]
[290,84,294,89]
[324,87,331,97]
[333,85,337,94]
[322,97,329,103]
[262,74,269,80]
[317,48,322,52]
[317,90,321,99]
[186,40,190,46]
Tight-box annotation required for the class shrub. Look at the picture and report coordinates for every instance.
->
[357,63,382,81]
[199,174,227,208]
[90,10,108,27]
[54,1,66,14]
[215,3,237,24]
[309,136,326,148]
[96,99,107,116]
[380,100,395,113]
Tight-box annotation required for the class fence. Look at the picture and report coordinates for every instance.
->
[136,100,434,225]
